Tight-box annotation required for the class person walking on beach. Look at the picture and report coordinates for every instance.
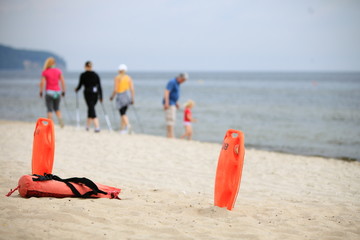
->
[39,57,66,127]
[110,64,135,134]
[180,100,197,140]
[75,61,103,132]
[163,73,188,138]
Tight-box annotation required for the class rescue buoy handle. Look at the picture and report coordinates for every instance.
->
[225,129,242,139]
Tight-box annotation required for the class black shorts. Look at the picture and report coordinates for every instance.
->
[45,94,61,112]
[119,106,128,116]
[84,93,98,118]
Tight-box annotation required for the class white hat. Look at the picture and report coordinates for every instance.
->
[118,64,128,72]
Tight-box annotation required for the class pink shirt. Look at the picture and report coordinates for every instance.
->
[42,68,62,91]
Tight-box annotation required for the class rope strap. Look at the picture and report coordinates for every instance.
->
[33,174,107,198]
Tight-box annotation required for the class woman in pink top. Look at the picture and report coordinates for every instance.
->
[39,57,66,127]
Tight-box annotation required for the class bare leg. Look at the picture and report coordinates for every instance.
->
[55,111,64,128]
[180,126,187,139]
[184,125,192,140]
[86,118,92,129]
[93,118,100,129]
[167,125,174,138]
[55,110,62,119]
[121,115,129,130]
[47,112,53,120]
[187,126,193,140]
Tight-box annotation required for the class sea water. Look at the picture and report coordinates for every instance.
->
[0,71,359,160]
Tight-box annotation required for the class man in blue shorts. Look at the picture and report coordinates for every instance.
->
[163,73,188,138]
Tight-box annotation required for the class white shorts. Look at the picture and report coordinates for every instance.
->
[165,106,176,126]
[183,121,191,126]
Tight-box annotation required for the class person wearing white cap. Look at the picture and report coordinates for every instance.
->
[163,73,188,138]
[110,64,135,134]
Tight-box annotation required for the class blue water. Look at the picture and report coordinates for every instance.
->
[0,71,359,160]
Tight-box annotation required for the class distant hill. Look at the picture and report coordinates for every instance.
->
[0,44,66,70]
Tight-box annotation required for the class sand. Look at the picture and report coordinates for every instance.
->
[0,120,359,240]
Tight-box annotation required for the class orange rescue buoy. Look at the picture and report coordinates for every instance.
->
[214,129,245,210]
[32,118,55,175]
[7,175,120,199]
[5,118,121,200]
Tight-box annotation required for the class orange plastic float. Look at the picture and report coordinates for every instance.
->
[32,118,55,175]
[6,118,121,199]
[214,129,245,210]
[14,175,120,199]
[6,174,120,199]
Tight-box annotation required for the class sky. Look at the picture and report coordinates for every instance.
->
[0,0,359,71]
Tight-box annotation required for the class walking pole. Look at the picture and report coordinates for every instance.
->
[132,105,144,133]
[76,92,80,128]
[62,96,72,122]
[101,102,112,131]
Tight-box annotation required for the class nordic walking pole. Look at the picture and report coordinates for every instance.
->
[75,92,80,128]
[132,105,144,133]
[101,102,112,131]
[62,95,72,122]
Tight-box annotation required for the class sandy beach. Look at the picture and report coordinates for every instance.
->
[0,120,359,240]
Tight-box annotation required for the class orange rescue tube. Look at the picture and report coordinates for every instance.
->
[32,118,55,175]
[214,129,245,210]
[15,175,120,199]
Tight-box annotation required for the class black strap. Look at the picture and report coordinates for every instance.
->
[32,174,107,198]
